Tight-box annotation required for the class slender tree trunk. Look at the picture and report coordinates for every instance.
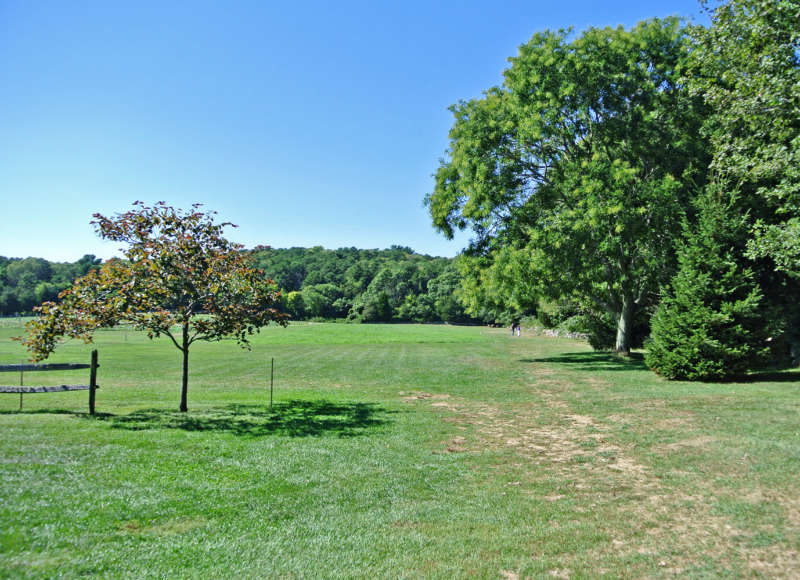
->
[179,321,189,412]
[615,295,634,354]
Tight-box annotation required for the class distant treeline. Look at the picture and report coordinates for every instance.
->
[0,248,475,324]
[0,255,102,315]
[249,245,473,323]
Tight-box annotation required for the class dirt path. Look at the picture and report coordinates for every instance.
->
[402,336,800,577]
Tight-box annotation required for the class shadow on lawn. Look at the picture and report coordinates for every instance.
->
[95,400,392,438]
[521,352,800,383]
[521,351,649,372]
[722,371,800,384]
[0,408,76,416]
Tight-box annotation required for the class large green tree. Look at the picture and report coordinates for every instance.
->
[427,18,708,352]
[690,0,800,278]
[18,202,287,412]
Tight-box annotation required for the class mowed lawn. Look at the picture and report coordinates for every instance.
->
[1,320,799,578]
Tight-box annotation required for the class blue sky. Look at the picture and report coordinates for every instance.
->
[0,0,707,261]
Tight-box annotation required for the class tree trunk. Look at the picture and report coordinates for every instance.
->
[179,322,189,412]
[615,296,634,354]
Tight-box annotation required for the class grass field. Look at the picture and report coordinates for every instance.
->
[1,320,799,578]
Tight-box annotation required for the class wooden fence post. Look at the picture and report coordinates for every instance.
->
[89,350,98,416]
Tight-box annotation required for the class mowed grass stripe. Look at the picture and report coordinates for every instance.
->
[1,321,799,577]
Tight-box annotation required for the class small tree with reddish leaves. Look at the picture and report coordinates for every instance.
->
[17,202,287,412]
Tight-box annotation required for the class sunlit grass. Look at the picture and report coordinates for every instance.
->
[1,321,798,577]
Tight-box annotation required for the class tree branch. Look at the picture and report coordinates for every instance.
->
[162,329,183,352]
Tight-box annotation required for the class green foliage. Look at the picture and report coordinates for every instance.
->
[646,196,772,380]
[0,254,100,315]
[534,299,580,329]
[690,0,800,278]
[252,246,474,323]
[285,290,306,319]
[427,18,709,351]
[301,284,344,319]
[2,245,475,325]
[669,0,800,372]
[426,263,472,323]
[455,248,539,324]
[359,290,393,322]
[5,257,51,284]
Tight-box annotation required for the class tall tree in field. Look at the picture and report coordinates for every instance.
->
[690,0,800,278]
[426,18,708,352]
[18,202,287,412]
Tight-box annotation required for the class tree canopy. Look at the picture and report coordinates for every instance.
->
[690,0,800,278]
[427,18,708,352]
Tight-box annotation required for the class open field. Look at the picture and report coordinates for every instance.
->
[1,321,799,578]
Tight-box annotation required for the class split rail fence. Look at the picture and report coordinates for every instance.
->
[0,350,99,415]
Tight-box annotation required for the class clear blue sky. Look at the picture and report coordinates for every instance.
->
[0,0,707,262]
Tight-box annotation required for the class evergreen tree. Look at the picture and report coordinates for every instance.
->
[646,195,772,380]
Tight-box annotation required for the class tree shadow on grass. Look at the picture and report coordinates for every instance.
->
[93,400,392,438]
[0,408,115,418]
[719,371,800,384]
[520,351,649,372]
[0,408,75,416]
[521,352,800,383]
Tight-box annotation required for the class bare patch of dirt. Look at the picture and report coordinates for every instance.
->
[120,517,206,536]
[658,435,716,452]
[400,391,432,402]
[606,455,648,475]
[628,399,668,411]
[584,376,607,389]
[565,414,595,427]
[748,546,800,576]
[782,497,800,527]
[147,518,206,536]
[443,436,468,453]
[605,414,629,424]
[401,391,453,404]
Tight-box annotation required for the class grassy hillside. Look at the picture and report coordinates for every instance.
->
[1,321,798,577]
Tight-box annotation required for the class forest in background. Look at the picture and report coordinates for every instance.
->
[0,247,475,325]
[249,246,472,323]
[0,255,101,315]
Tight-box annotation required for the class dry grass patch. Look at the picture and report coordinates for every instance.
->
[416,352,800,576]
[658,435,716,452]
